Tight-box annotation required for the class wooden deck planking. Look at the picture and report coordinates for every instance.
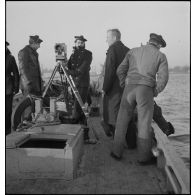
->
[6,117,166,194]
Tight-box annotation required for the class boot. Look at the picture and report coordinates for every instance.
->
[164,122,175,136]
[83,127,97,144]
[126,120,137,149]
[137,137,154,165]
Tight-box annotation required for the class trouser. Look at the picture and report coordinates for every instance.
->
[6,94,13,135]
[112,84,154,161]
[103,98,169,140]
[72,87,89,124]
[125,101,169,148]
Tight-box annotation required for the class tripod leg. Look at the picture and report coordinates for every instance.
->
[59,63,99,141]
[42,65,58,98]
[60,73,70,113]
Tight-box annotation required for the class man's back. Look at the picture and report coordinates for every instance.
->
[117,43,169,93]
[129,45,166,79]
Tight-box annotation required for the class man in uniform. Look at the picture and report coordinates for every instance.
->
[6,41,19,135]
[67,35,95,143]
[111,33,169,164]
[18,35,43,96]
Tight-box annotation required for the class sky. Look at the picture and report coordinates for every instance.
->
[6,1,190,73]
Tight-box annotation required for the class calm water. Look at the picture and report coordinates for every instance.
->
[155,73,190,169]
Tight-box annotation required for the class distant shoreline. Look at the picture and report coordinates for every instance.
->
[169,71,190,74]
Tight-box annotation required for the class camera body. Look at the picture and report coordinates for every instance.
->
[54,43,67,62]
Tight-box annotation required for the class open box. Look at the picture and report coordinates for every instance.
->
[6,124,84,180]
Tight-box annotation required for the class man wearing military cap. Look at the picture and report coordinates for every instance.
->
[18,35,43,96]
[149,33,166,48]
[74,35,87,42]
[111,33,169,164]
[67,35,92,120]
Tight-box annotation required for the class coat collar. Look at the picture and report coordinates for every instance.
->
[109,40,122,48]
[107,40,123,54]
[26,45,38,55]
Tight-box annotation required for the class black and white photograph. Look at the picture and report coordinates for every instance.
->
[4,1,190,194]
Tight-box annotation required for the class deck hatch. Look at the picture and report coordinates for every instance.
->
[18,138,67,149]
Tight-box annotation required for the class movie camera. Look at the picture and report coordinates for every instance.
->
[54,43,67,62]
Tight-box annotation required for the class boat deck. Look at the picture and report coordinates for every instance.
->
[6,117,167,194]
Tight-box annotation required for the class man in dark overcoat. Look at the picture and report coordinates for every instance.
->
[102,29,129,136]
[101,30,174,141]
[18,35,43,96]
[67,35,96,143]
[6,41,19,135]
[67,35,92,123]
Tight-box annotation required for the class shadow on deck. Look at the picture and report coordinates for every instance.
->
[6,117,167,194]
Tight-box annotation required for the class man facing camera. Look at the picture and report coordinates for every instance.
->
[67,35,96,144]
[67,35,92,124]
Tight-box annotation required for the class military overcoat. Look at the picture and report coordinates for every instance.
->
[18,45,42,96]
[67,48,92,88]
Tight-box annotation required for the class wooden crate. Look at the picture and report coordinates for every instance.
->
[6,124,84,180]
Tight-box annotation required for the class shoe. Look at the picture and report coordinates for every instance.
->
[137,156,157,166]
[165,122,175,136]
[110,152,122,161]
[100,121,113,137]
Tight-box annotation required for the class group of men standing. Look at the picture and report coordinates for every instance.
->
[6,29,174,164]
[6,35,92,137]
[101,29,174,164]
[6,35,43,135]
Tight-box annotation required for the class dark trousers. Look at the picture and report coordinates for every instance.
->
[72,87,89,123]
[6,94,13,135]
